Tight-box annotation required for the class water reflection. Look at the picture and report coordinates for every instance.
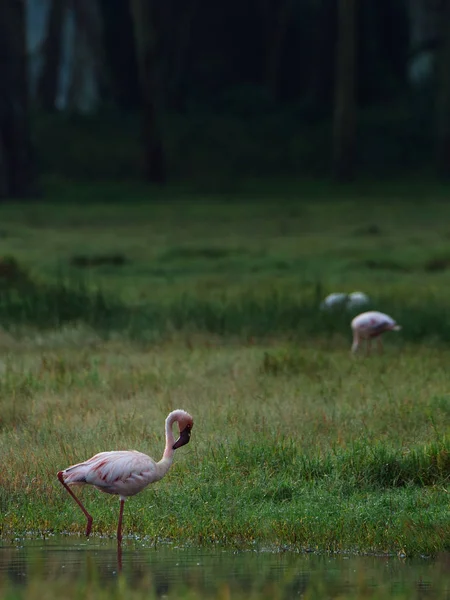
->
[0,537,448,598]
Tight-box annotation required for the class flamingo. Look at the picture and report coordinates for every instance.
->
[346,291,370,311]
[57,409,193,544]
[320,293,348,311]
[351,311,401,354]
[320,291,371,312]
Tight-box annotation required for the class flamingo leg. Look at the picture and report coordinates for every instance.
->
[57,471,93,537]
[366,338,372,356]
[377,337,383,354]
[117,498,125,544]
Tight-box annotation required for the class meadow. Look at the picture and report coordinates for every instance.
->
[0,182,449,566]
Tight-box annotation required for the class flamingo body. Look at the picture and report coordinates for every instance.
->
[62,450,169,497]
[346,291,370,311]
[58,409,193,543]
[320,293,348,311]
[351,311,401,354]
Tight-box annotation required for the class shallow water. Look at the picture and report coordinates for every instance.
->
[0,537,449,598]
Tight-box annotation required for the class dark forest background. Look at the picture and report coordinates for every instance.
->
[1,0,449,198]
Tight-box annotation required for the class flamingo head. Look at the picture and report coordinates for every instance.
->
[171,410,194,450]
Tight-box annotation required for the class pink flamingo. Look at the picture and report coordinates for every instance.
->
[351,311,401,354]
[57,409,193,544]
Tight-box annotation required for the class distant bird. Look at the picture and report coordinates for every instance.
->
[346,291,370,311]
[320,291,371,312]
[351,311,401,354]
[57,409,193,544]
[320,292,348,311]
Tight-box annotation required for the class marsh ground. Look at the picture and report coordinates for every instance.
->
[0,183,449,559]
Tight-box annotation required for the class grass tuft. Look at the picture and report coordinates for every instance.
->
[261,349,331,377]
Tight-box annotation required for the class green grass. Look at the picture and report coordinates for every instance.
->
[2,189,450,342]
[0,184,449,560]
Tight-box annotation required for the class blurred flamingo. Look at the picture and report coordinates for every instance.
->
[320,292,348,311]
[321,291,371,312]
[346,291,370,311]
[351,311,401,354]
[57,409,193,545]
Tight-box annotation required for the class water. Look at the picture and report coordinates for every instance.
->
[0,537,448,598]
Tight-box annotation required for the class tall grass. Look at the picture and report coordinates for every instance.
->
[2,275,450,345]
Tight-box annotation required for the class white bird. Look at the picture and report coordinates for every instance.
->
[321,291,371,312]
[351,311,401,354]
[320,293,348,311]
[346,291,370,311]
[57,409,193,544]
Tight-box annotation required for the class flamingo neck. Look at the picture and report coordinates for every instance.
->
[154,417,177,481]
[155,454,174,480]
[162,413,177,460]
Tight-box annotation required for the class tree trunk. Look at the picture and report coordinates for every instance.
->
[436,0,450,177]
[264,0,292,102]
[36,0,67,111]
[408,0,438,54]
[260,0,292,102]
[99,0,140,111]
[129,0,166,184]
[67,0,105,113]
[0,0,36,199]
[332,0,357,182]
[308,0,337,116]
[163,0,199,113]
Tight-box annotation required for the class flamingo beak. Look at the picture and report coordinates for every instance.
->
[173,425,192,449]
